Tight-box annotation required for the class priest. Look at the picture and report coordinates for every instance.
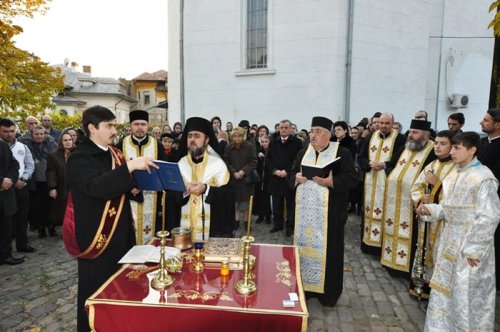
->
[358,112,406,255]
[380,119,435,278]
[293,116,357,307]
[177,117,231,240]
[117,110,166,244]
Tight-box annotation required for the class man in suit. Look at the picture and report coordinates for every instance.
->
[265,119,303,237]
[0,137,23,265]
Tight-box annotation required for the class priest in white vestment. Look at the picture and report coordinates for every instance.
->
[418,132,500,331]
[177,117,230,241]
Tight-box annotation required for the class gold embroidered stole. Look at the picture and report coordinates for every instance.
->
[179,150,230,241]
[294,143,339,293]
[122,135,158,245]
[363,129,399,247]
[411,159,454,278]
[77,147,126,259]
[381,141,434,272]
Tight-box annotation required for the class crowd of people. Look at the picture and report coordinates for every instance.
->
[1,107,500,331]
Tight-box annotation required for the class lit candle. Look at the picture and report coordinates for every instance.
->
[246,195,253,237]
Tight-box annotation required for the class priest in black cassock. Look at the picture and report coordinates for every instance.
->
[478,108,500,289]
[66,106,157,332]
[293,116,357,307]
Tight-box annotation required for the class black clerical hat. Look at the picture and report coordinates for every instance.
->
[410,119,431,131]
[179,117,221,157]
[129,110,149,123]
[311,116,333,131]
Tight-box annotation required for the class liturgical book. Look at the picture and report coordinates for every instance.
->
[301,157,341,180]
[133,160,186,192]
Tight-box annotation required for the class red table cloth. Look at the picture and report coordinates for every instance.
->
[86,243,308,332]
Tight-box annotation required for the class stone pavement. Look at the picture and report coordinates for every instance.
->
[1,214,500,331]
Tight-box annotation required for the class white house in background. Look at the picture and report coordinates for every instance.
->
[52,62,137,123]
[167,0,494,132]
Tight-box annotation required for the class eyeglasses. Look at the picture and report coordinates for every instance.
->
[415,116,426,120]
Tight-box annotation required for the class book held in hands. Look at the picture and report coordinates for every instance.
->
[133,160,186,192]
[301,157,341,180]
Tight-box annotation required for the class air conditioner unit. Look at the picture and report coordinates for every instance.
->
[450,94,469,109]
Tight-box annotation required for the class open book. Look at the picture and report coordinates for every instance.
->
[133,160,186,192]
[118,245,181,264]
[301,157,341,180]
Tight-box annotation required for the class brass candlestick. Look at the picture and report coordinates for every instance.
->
[192,242,205,273]
[235,235,257,295]
[151,230,174,290]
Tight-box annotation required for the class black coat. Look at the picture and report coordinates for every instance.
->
[46,149,71,225]
[223,141,258,203]
[0,140,19,217]
[66,139,136,332]
[265,135,303,194]
[333,135,357,161]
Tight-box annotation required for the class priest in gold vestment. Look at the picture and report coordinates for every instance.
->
[358,113,406,255]
[418,132,500,331]
[117,110,167,245]
[380,120,435,278]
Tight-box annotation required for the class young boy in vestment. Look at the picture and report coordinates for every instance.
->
[417,132,500,331]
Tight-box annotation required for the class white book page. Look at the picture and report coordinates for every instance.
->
[118,245,157,264]
[118,245,181,264]
[145,246,181,263]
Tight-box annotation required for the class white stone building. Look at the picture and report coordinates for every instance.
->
[168,0,494,132]
[52,63,137,124]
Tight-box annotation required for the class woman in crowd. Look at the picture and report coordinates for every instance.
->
[151,127,162,141]
[223,127,257,232]
[65,128,79,145]
[254,135,272,224]
[162,124,172,134]
[211,116,222,130]
[333,121,357,160]
[172,122,183,140]
[46,131,75,235]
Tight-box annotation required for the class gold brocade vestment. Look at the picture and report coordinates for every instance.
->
[122,135,158,245]
[380,141,434,272]
[363,129,399,247]
[410,158,454,283]
[294,142,339,293]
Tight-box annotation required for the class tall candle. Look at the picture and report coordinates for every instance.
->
[246,195,254,237]
[162,190,166,231]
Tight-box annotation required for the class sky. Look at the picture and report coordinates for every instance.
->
[13,0,169,80]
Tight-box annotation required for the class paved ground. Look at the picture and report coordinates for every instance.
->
[1,213,500,331]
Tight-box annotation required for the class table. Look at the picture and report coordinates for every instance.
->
[86,243,308,331]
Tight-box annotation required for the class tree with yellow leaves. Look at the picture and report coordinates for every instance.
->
[0,0,65,119]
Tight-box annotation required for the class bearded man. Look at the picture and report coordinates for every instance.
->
[177,117,230,241]
[380,120,436,278]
